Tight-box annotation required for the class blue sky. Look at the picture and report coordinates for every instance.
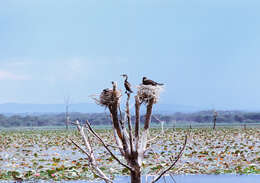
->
[0,0,260,110]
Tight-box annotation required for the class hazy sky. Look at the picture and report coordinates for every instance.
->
[1,0,260,110]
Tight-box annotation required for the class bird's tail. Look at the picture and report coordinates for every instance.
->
[157,83,164,86]
[125,90,133,93]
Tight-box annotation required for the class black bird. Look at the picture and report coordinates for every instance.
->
[121,74,133,93]
[142,77,164,86]
[103,88,110,93]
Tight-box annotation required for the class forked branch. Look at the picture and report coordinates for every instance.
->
[85,120,133,171]
[126,93,134,153]
[134,96,141,150]
[70,120,112,183]
[151,134,188,183]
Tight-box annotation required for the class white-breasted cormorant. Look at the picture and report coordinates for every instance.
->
[142,77,164,86]
[121,74,133,93]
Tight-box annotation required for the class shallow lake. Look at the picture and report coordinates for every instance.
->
[0,175,259,183]
[66,175,260,183]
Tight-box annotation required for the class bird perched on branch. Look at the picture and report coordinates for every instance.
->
[111,81,117,90]
[121,74,133,93]
[102,88,110,93]
[142,77,164,86]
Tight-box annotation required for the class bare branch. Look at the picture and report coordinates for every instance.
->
[146,134,160,144]
[140,129,149,154]
[118,105,124,127]
[118,104,131,156]
[151,135,188,183]
[69,121,113,183]
[152,115,165,134]
[85,120,133,171]
[107,83,128,152]
[140,98,155,155]
[70,139,112,183]
[107,144,122,149]
[126,93,134,153]
[134,96,141,151]
[68,139,90,158]
[152,115,166,126]
[108,104,123,141]
[64,96,71,130]
[112,128,125,155]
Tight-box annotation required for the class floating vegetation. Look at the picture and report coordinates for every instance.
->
[0,128,259,181]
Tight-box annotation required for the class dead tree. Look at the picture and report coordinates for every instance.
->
[172,120,176,131]
[152,115,165,134]
[64,96,70,130]
[213,110,218,130]
[71,81,187,183]
[243,123,247,130]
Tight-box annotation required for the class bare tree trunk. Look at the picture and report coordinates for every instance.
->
[172,120,176,131]
[135,96,141,152]
[130,169,141,183]
[213,111,217,130]
[126,93,134,153]
[109,105,122,139]
[65,105,69,130]
[160,121,164,134]
[213,121,216,130]
[135,96,140,139]
[152,115,165,134]
[144,98,154,130]
[129,154,141,183]
[64,96,70,130]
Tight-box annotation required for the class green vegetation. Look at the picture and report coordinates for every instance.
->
[0,128,259,181]
[0,110,260,128]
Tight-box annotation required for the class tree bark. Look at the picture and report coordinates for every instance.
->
[144,98,154,130]
[130,168,141,183]
[213,111,217,130]
[64,97,70,130]
[213,115,217,130]
[65,105,69,130]
[109,105,122,140]
[135,96,140,139]
[126,93,134,153]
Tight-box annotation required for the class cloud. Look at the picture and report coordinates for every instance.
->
[0,70,29,80]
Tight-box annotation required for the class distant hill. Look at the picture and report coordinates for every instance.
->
[0,103,201,114]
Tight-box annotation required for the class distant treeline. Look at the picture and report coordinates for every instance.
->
[0,110,260,127]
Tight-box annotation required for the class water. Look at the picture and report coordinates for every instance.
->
[0,175,259,183]
[66,175,260,183]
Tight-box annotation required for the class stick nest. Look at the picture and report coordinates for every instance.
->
[136,84,163,104]
[91,89,122,107]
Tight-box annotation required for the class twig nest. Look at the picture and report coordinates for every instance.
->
[136,84,163,104]
[91,88,122,107]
